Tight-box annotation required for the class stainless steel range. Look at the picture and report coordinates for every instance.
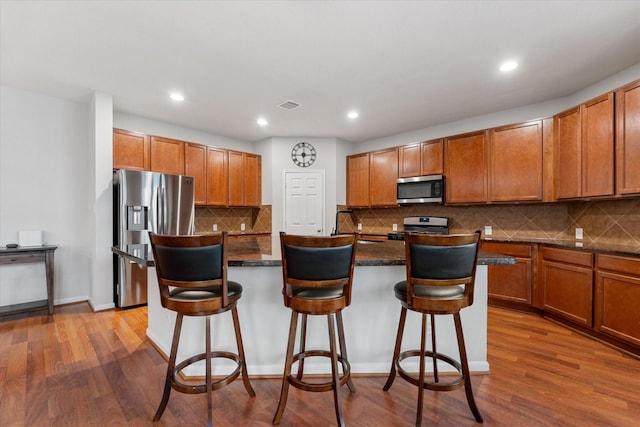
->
[387,216,449,240]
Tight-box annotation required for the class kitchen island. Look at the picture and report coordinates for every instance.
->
[113,234,514,377]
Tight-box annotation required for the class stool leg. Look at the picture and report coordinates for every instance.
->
[273,311,299,424]
[416,313,427,427]
[430,313,439,383]
[154,313,183,421]
[454,313,483,423]
[295,313,308,380]
[383,306,407,391]
[328,313,346,427]
[231,306,256,397]
[205,315,213,427]
[336,311,355,393]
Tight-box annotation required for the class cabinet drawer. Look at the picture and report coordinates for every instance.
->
[482,241,531,258]
[596,254,640,276]
[541,246,593,267]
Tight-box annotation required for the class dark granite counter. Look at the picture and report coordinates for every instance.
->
[112,234,515,267]
[482,237,640,256]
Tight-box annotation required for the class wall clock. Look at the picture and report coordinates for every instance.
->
[291,142,316,167]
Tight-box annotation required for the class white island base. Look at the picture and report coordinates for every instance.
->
[146,263,489,378]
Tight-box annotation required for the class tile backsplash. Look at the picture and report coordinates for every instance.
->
[195,198,640,248]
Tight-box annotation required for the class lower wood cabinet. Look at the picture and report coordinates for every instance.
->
[482,241,533,305]
[595,254,640,347]
[540,246,594,327]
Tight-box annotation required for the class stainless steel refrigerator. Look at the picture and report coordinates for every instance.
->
[113,169,195,308]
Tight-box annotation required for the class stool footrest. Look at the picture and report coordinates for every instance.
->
[171,351,242,394]
[288,350,352,392]
[396,349,465,391]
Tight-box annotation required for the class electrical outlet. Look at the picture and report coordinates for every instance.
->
[357,223,362,231]
[392,224,398,231]
[240,223,246,231]
[212,224,217,231]
[575,227,583,240]
[484,225,493,236]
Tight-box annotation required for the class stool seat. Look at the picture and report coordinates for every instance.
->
[383,231,483,427]
[393,280,465,300]
[273,232,358,427]
[149,232,255,427]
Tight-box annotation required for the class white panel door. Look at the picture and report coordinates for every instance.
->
[284,170,324,235]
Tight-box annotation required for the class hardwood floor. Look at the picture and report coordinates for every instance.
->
[1,304,639,426]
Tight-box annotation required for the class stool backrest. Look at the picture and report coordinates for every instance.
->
[404,230,481,312]
[149,232,230,308]
[280,232,358,308]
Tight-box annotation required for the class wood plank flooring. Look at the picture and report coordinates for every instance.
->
[1,303,639,426]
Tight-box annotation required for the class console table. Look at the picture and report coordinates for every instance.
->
[0,245,57,318]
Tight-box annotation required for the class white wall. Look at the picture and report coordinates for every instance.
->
[0,85,91,306]
[113,112,252,152]
[358,62,640,153]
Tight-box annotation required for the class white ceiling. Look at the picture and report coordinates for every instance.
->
[2,1,640,143]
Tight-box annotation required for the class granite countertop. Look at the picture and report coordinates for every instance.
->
[112,234,515,267]
[481,236,640,256]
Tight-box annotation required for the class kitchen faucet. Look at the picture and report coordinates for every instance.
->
[332,209,354,235]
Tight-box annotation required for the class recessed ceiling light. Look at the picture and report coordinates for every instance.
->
[347,111,359,119]
[499,60,519,72]
[169,93,185,102]
[257,118,268,126]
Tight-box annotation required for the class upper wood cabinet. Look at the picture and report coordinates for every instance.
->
[398,139,443,178]
[228,151,262,207]
[554,92,614,199]
[150,136,185,175]
[206,147,228,207]
[346,152,370,207]
[444,130,489,204]
[370,147,399,206]
[616,79,640,196]
[489,121,543,202]
[184,143,207,205]
[113,128,149,171]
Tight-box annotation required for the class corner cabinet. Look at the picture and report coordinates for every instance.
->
[113,128,149,171]
[489,121,543,202]
[554,92,614,199]
[540,246,594,327]
[616,79,640,195]
[444,130,489,204]
[228,151,261,207]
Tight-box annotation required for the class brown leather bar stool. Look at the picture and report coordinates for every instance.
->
[383,230,483,426]
[149,232,255,427]
[273,232,358,427]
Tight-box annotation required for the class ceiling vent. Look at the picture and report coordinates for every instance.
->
[278,100,301,110]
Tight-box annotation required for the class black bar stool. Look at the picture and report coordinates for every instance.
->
[149,232,255,427]
[383,230,483,426]
[273,232,358,427]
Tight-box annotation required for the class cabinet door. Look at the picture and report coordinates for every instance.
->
[228,150,244,206]
[206,147,228,206]
[150,136,185,175]
[582,92,614,197]
[554,107,582,199]
[346,153,370,207]
[444,131,488,204]
[540,247,594,327]
[616,79,640,195]
[489,121,543,202]
[420,139,443,175]
[370,147,399,206]
[244,153,262,207]
[483,242,533,305]
[113,128,149,171]
[595,254,640,347]
[184,143,207,205]
[399,144,421,178]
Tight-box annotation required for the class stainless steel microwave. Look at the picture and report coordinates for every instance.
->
[397,174,445,205]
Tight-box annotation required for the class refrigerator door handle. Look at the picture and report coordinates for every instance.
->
[157,187,165,234]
